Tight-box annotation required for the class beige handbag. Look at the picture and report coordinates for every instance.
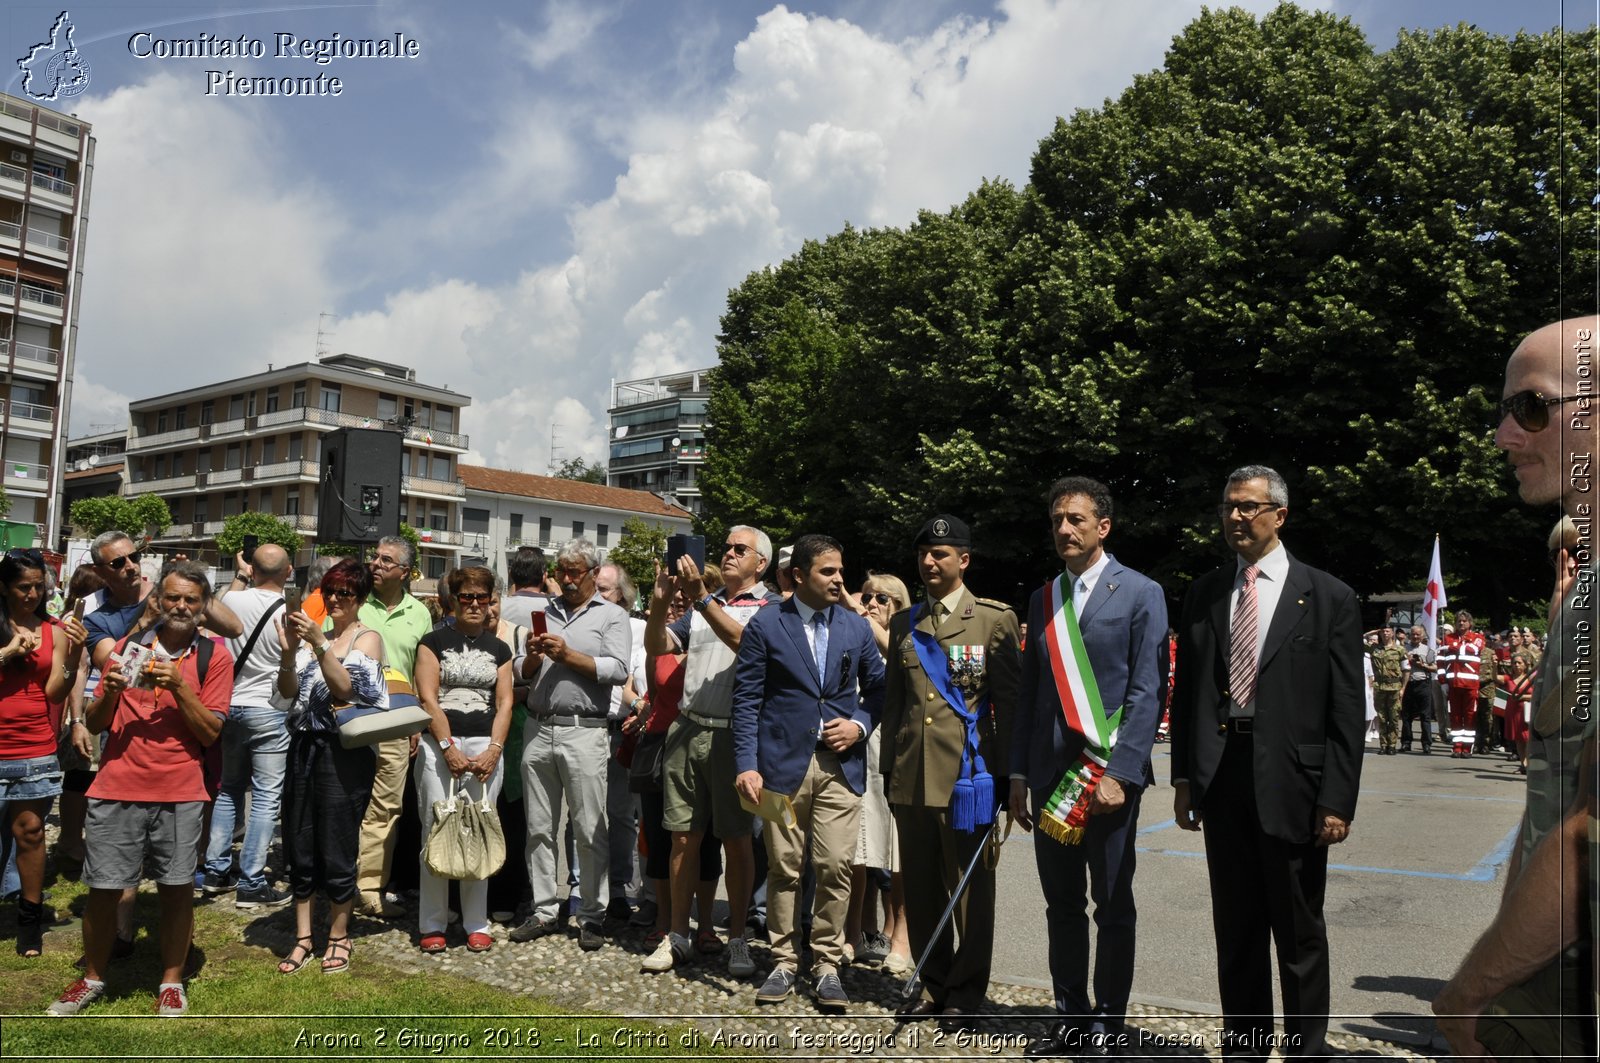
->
[423,778,506,880]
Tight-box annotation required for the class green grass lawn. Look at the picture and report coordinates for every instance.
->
[0,879,727,1060]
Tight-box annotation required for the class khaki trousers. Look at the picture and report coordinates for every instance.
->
[355,737,411,896]
[763,750,860,974]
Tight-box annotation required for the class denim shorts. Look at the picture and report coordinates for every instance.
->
[0,755,64,803]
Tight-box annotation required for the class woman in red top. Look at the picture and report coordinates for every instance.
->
[1501,653,1535,774]
[0,550,87,956]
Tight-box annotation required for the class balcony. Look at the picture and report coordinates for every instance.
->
[411,526,463,547]
[402,474,465,498]
[25,228,68,258]
[3,461,48,489]
[250,460,319,484]
[0,162,23,194]
[0,278,65,323]
[128,425,199,449]
[1,337,61,369]
[130,405,470,452]
[0,220,17,243]
[0,399,54,432]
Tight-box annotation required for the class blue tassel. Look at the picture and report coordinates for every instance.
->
[973,770,995,825]
[951,777,975,833]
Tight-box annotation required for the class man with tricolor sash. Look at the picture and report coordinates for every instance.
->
[880,514,1020,1034]
[1009,477,1167,1058]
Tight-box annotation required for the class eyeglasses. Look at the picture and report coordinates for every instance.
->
[723,542,755,557]
[371,555,404,569]
[455,591,493,605]
[1497,390,1586,432]
[1217,501,1278,520]
[102,550,143,571]
[858,591,893,606]
[555,565,590,579]
[325,588,359,601]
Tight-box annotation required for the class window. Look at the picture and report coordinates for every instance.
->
[319,384,341,413]
[401,450,411,476]
[288,435,303,461]
[175,407,188,429]
[415,402,431,429]
[225,444,242,470]
[427,555,446,579]
[247,392,257,417]
[597,523,609,547]
[434,406,454,433]
[156,410,168,432]
[228,394,244,420]
[573,520,585,540]
[292,383,306,408]
[377,393,397,421]
[463,507,490,536]
[200,400,214,425]
[197,450,212,474]
[222,492,239,517]
[429,511,447,532]
[539,516,552,544]
[265,389,280,414]
[154,455,166,478]
[259,438,274,464]
[171,454,183,476]
[431,454,449,480]
[285,489,299,516]
[193,497,208,523]
[509,513,523,542]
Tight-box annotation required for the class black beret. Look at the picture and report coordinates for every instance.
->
[915,514,971,548]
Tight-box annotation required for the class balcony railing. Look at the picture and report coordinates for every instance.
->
[30,172,74,197]
[5,338,61,366]
[402,474,466,497]
[19,283,63,308]
[129,425,198,448]
[0,221,18,241]
[4,461,48,485]
[26,229,68,253]
[256,405,468,449]
[411,526,463,546]
[251,460,319,482]
[0,162,22,185]
[1,399,55,424]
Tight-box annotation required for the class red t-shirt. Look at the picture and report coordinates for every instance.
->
[0,621,56,760]
[88,633,234,803]
[645,653,687,736]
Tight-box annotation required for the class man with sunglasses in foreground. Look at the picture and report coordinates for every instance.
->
[641,525,778,976]
[84,532,244,671]
[1434,317,1600,1059]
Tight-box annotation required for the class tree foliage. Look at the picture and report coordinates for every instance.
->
[216,512,303,558]
[317,522,422,571]
[552,457,607,484]
[607,516,672,602]
[68,494,172,540]
[702,5,1598,622]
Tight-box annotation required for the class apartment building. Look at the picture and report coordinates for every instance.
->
[459,464,692,573]
[0,91,93,545]
[124,352,469,576]
[606,369,711,517]
[61,428,125,513]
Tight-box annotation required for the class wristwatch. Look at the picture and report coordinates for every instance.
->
[437,736,456,751]
[692,595,716,613]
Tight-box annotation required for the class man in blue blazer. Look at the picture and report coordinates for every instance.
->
[1009,477,1168,1058]
[733,533,885,1012]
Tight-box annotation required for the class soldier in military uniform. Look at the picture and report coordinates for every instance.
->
[1369,627,1406,755]
[880,515,1020,1034]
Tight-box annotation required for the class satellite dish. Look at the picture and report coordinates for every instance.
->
[87,454,99,467]
[75,459,88,471]
[670,436,681,447]
[614,425,629,439]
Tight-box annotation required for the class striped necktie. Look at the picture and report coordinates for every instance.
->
[1230,564,1260,709]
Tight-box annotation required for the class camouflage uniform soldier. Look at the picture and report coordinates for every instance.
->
[1369,628,1405,755]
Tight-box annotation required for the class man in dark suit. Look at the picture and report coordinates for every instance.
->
[1009,477,1167,1058]
[1170,465,1364,1059]
[881,514,1021,1033]
[733,533,886,1012]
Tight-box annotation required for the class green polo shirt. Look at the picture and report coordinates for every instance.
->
[358,592,431,682]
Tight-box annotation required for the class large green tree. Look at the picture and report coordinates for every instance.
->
[701,4,1598,622]
[68,495,172,540]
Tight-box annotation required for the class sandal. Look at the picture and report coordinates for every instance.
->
[465,932,494,953]
[419,933,448,954]
[278,935,315,975]
[695,927,723,955]
[321,936,352,974]
[16,898,43,957]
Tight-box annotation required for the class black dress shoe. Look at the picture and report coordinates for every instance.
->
[1075,1031,1121,1057]
[895,998,943,1022]
[938,1007,980,1034]
[1024,1022,1078,1058]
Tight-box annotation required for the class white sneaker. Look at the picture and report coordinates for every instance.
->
[640,932,692,973]
[726,936,756,977]
[48,978,105,1016]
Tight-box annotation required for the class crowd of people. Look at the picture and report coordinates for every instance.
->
[0,317,1591,1060]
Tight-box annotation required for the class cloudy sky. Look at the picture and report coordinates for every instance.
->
[2,0,1577,473]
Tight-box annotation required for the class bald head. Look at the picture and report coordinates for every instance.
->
[251,543,292,587]
[1496,316,1600,513]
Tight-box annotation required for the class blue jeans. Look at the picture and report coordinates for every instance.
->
[204,704,290,892]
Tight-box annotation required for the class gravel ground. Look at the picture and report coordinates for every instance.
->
[206,892,1446,1061]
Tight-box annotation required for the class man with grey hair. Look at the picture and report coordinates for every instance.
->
[1170,464,1364,1058]
[511,539,631,951]
[84,532,245,668]
[353,534,432,919]
[640,524,778,976]
[201,543,295,908]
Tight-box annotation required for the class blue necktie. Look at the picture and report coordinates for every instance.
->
[813,609,829,686]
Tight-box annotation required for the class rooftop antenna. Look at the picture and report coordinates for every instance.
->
[547,423,565,475]
[315,312,334,360]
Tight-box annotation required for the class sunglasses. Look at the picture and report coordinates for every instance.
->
[455,591,493,605]
[1498,390,1586,432]
[325,588,360,601]
[1217,501,1278,520]
[6,548,43,563]
[102,550,143,571]
[858,591,894,606]
[723,542,755,557]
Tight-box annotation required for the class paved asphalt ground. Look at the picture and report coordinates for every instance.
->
[991,738,1526,1051]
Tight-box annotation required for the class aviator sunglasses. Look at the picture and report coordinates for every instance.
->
[1498,390,1586,432]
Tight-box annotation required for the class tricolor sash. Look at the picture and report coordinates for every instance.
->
[908,605,994,833]
[1037,573,1122,845]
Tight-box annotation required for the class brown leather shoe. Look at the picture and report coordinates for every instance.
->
[895,998,943,1022]
[939,1007,980,1034]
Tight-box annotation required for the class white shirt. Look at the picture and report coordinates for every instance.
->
[792,597,866,741]
[1069,552,1114,617]
[1230,541,1289,715]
